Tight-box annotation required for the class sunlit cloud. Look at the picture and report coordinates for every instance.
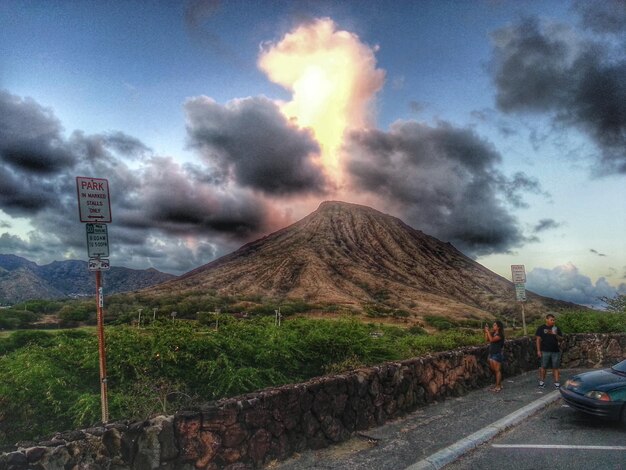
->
[258,18,385,181]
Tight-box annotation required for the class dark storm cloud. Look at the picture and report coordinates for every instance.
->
[346,121,538,256]
[574,0,626,35]
[0,166,60,215]
[490,16,626,172]
[115,156,275,239]
[185,95,328,195]
[533,218,561,233]
[0,90,76,174]
[68,131,149,165]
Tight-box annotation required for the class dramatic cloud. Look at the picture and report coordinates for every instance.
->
[118,156,279,239]
[490,16,626,172]
[0,167,60,216]
[345,121,539,256]
[0,91,75,174]
[527,262,625,308]
[185,96,327,195]
[258,17,385,178]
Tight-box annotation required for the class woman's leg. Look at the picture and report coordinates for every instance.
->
[494,361,502,390]
[488,359,497,389]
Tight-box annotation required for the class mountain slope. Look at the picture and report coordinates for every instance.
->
[0,267,66,304]
[0,255,176,304]
[149,201,578,320]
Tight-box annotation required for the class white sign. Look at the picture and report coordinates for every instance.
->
[76,176,112,223]
[86,223,109,258]
[515,283,527,302]
[89,258,110,271]
[511,264,526,284]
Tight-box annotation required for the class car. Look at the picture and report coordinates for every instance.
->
[560,359,626,422]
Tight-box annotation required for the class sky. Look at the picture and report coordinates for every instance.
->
[0,0,624,308]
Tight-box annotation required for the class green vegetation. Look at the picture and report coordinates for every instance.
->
[0,294,624,446]
[363,303,411,319]
[545,309,626,333]
[424,315,456,330]
[0,315,485,444]
[0,308,41,329]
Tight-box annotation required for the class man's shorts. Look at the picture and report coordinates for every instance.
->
[540,351,561,369]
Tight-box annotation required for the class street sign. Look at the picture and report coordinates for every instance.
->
[76,176,112,223]
[88,258,110,271]
[86,223,109,258]
[515,283,526,302]
[511,264,526,284]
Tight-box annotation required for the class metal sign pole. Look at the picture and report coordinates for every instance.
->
[77,176,112,424]
[521,302,527,336]
[95,269,109,423]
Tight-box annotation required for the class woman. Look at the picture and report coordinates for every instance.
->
[484,320,505,392]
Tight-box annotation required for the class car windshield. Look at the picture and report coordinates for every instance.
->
[611,359,626,374]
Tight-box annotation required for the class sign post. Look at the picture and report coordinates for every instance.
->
[511,265,527,335]
[76,176,111,423]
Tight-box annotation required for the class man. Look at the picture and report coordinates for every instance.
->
[535,313,563,389]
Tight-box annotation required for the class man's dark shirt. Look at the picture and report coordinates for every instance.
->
[535,325,562,352]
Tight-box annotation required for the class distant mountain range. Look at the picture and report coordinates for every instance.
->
[147,201,581,321]
[0,254,175,304]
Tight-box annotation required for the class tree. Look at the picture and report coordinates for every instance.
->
[599,294,626,313]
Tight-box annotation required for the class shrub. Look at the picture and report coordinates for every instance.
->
[424,315,456,330]
[0,309,41,329]
[408,325,428,335]
[555,311,626,334]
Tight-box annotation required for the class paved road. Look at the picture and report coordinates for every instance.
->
[270,369,582,470]
[444,399,626,470]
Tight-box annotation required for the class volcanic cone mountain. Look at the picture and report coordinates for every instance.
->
[150,201,577,321]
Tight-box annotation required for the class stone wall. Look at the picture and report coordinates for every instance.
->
[2,333,624,470]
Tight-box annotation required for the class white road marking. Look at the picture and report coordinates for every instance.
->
[493,444,626,450]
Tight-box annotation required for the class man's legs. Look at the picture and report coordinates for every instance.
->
[539,352,547,385]
[539,366,546,381]
[538,366,546,386]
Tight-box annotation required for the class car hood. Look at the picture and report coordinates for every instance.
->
[568,369,626,393]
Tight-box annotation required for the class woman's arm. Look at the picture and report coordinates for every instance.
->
[485,330,501,343]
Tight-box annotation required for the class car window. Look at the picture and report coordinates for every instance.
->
[611,359,626,374]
